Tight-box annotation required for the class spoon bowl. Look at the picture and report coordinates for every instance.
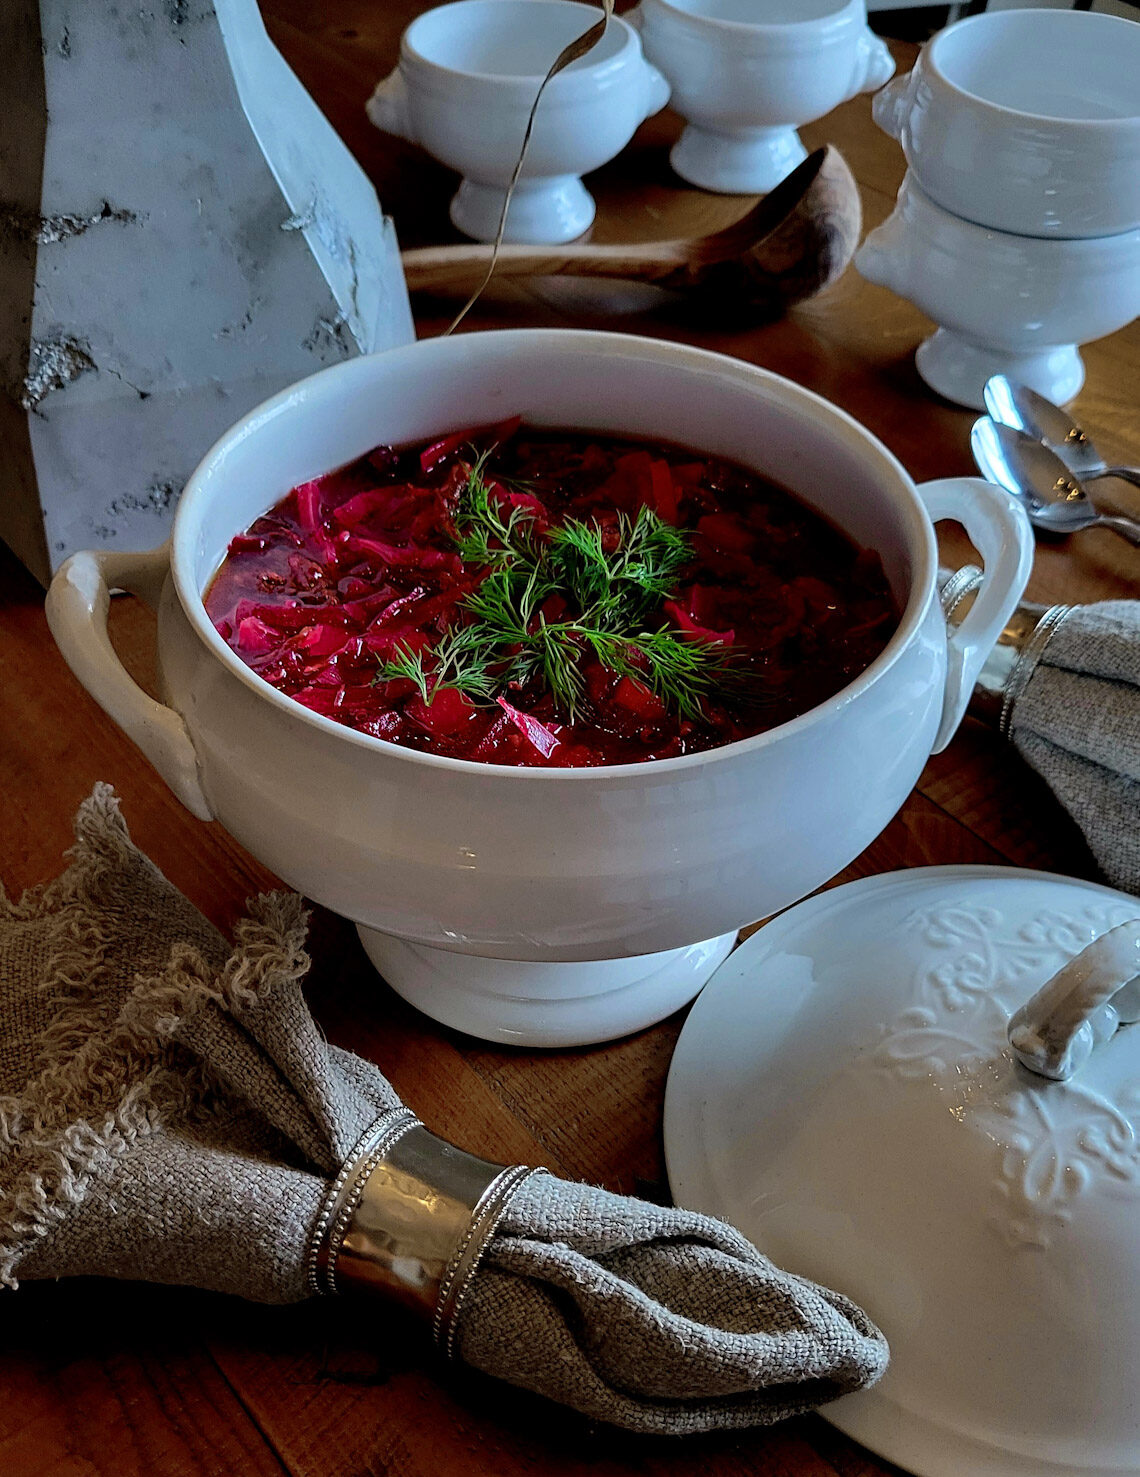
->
[399,146,862,321]
[983,377,1140,490]
[971,417,1140,546]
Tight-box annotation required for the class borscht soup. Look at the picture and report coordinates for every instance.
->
[205,420,897,767]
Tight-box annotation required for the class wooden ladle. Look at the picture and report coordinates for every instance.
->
[399,146,862,321]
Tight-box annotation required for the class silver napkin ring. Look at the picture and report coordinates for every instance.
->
[308,1108,543,1357]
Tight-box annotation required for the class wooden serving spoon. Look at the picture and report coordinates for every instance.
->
[399,146,862,321]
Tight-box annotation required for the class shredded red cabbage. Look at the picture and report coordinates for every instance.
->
[205,423,896,767]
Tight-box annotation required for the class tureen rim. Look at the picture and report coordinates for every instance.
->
[168,329,936,782]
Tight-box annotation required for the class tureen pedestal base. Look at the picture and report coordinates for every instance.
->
[356,927,737,1047]
[915,330,1084,412]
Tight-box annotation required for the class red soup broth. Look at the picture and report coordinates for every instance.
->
[204,421,898,767]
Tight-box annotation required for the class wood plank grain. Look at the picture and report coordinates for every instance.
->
[0,1281,286,1477]
[208,1297,848,1477]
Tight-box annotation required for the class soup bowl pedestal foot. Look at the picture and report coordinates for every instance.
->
[356,927,737,1047]
[915,331,1085,414]
[854,174,1140,412]
[449,175,595,245]
[670,124,808,195]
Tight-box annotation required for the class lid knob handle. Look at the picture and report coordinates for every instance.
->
[1008,920,1140,1081]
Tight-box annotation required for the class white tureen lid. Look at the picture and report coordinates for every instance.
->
[665,866,1140,1477]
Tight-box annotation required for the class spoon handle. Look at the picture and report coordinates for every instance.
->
[400,240,690,293]
[1095,466,1140,492]
[1097,512,1140,547]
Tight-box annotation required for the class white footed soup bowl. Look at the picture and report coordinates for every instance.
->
[366,0,669,243]
[856,174,1140,409]
[632,0,894,193]
[873,8,1140,239]
[47,333,1033,1047]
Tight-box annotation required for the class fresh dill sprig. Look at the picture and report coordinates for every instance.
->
[463,568,540,643]
[375,449,739,724]
[430,624,503,702]
[374,641,431,703]
[582,629,727,722]
[532,620,588,717]
[453,448,543,575]
[546,505,690,631]
[374,626,504,704]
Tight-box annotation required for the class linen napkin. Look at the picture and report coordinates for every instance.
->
[1003,601,1140,895]
[0,785,888,1436]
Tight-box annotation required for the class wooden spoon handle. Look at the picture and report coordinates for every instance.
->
[400,240,688,293]
[398,148,860,312]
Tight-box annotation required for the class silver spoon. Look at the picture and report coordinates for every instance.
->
[982,376,1140,490]
[971,418,1140,546]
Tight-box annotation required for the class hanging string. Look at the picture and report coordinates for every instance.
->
[443,0,615,336]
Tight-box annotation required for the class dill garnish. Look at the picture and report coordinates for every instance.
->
[376,641,432,703]
[375,450,738,723]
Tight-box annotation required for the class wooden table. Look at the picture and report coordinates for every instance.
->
[3,6,1138,1475]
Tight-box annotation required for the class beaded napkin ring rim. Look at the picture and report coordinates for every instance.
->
[433,1161,541,1358]
[997,601,1073,737]
[306,1106,419,1297]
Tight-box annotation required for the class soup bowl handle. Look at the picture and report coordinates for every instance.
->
[640,57,672,119]
[871,71,913,141]
[45,546,215,821]
[852,31,896,99]
[366,70,418,146]
[916,477,1035,754]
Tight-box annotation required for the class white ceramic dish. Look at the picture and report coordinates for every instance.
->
[873,8,1140,239]
[855,173,1140,410]
[366,0,669,243]
[631,0,893,193]
[45,331,1032,1047]
[665,865,1140,1477]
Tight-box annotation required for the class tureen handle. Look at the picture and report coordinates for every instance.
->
[45,546,215,822]
[916,479,1035,753]
[1008,920,1140,1081]
[639,57,672,119]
